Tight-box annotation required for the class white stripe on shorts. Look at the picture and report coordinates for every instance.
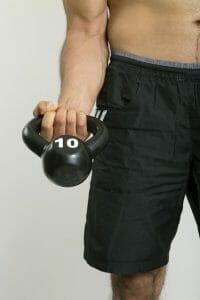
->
[95,109,108,121]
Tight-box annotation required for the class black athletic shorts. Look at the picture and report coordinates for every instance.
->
[83,51,200,275]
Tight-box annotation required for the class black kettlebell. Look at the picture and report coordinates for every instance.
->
[22,114,109,187]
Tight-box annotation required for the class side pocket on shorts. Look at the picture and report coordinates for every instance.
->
[96,63,140,111]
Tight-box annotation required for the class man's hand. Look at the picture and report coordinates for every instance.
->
[33,101,90,142]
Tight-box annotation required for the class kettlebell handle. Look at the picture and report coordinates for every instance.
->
[22,115,109,158]
[22,115,47,157]
[85,115,109,157]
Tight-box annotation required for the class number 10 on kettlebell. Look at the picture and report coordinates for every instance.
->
[55,137,79,149]
[22,115,109,187]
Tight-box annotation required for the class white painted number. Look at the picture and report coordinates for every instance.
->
[66,138,79,148]
[55,138,64,148]
[54,138,79,149]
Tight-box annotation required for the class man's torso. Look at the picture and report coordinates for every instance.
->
[107,0,200,62]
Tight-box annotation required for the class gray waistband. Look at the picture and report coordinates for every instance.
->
[111,49,200,69]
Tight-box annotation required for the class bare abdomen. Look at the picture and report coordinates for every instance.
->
[107,2,200,62]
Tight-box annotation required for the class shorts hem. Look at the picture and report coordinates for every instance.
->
[83,252,169,275]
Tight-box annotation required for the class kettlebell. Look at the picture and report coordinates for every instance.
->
[22,114,109,187]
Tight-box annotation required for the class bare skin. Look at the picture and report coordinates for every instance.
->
[108,0,200,62]
[33,0,109,142]
[32,0,200,299]
[111,266,167,300]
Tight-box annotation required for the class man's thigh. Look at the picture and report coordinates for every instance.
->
[83,53,192,275]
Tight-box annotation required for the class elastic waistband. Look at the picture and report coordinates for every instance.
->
[110,50,200,80]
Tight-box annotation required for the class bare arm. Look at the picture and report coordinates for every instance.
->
[59,0,109,112]
[33,0,109,141]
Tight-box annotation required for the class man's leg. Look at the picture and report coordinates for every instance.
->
[111,266,167,300]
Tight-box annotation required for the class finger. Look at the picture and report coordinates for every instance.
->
[53,107,67,139]
[66,110,77,137]
[76,111,88,141]
[40,110,56,142]
[33,100,58,117]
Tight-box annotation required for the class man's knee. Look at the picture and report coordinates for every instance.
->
[111,265,167,300]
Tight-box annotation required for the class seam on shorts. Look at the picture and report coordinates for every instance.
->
[188,166,200,225]
[173,82,193,209]
[85,249,168,264]
[174,148,192,209]
[84,251,169,274]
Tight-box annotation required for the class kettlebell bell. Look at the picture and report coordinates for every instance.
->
[22,114,109,187]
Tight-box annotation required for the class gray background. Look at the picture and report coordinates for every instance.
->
[1,1,200,299]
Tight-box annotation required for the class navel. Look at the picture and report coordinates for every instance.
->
[193,19,200,27]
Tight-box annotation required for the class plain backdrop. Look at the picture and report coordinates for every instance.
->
[0,1,200,299]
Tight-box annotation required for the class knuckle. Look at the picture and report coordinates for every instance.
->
[40,100,49,106]
[66,111,76,124]
[66,117,76,125]
[77,121,85,128]
[77,112,86,127]
[54,115,65,127]
[37,107,45,115]
[38,101,50,113]
[37,108,43,115]
[54,108,66,124]
[33,101,56,117]
[39,101,48,109]
[68,109,76,114]
[35,104,42,113]
[41,122,52,131]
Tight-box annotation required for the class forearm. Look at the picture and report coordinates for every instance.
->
[58,29,109,114]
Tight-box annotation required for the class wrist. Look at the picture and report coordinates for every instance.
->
[58,95,95,115]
